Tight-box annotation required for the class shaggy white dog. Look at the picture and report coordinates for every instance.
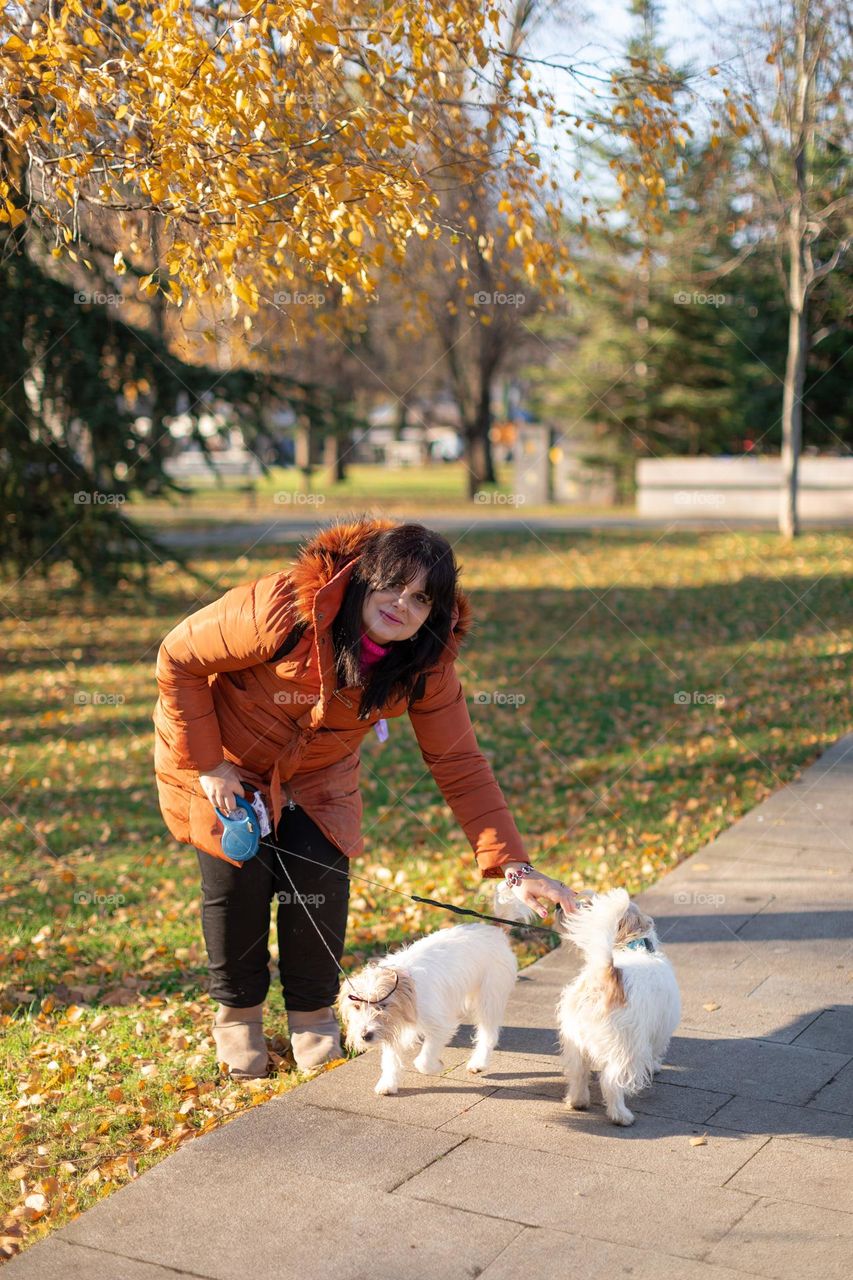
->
[557,887,680,1125]
[337,923,517,1095]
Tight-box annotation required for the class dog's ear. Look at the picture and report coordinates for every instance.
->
[392,969,418,1024]
[335,986,352,1033]
[614,903,655,946]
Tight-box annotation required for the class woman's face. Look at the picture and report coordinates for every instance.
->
[362,569,433,644]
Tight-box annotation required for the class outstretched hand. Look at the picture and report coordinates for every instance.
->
[505,865,579,920]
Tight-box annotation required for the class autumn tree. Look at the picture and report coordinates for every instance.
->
[0,0,739,572]
[722,0,852,537]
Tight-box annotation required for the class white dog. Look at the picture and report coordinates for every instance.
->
[557,887,680,1126]
[337,923,517,1095]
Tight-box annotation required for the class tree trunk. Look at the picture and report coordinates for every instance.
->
[466,361,496,496]
[324,431,347,483]
[780,5,811,541]
[779,290,807,539]
[464,430,492,497]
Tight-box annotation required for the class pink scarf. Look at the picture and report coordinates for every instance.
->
[359,632,391,672]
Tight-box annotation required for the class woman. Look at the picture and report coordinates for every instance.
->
[154,517,576,1078]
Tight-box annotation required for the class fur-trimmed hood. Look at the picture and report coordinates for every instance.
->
[287,516,473,646]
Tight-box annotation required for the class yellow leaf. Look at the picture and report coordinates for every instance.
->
[82,28,101,47]
[232,277,257,306]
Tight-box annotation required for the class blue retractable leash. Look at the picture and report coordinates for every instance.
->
[214,795,261,863]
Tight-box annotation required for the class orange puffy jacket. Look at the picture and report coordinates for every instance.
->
[153,518,527,876]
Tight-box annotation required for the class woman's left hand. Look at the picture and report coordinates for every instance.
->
[504,863,578,920]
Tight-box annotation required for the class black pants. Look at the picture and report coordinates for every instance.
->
[196,803,350,1011]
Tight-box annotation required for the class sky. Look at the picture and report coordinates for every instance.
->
[529,0,749,200]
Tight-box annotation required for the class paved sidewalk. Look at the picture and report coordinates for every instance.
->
[152,513,849,550]
[8,735,853,1280]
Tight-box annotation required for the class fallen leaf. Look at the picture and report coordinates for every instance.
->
[702,1001,721,1012]
[689,1134,708,1147]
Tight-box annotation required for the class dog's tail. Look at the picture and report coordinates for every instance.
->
[559,887,630,970]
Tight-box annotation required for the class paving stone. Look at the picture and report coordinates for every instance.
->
[709,834,853,869]
[445,1049,565,1098]
[477,1226,749,1280]
[3,1238,203,1280]
[641,911,765,946]
[438,1087,768,1184]
[293,1042,499,1127]
[738,906,853,944]
[650,860,850,902]
[631,1080,735,1124]
[661,1029,848,1105]
[741,971,851,1010]
[398,1136,756,1260]
[725,1135,853,1212]
[674,969,838,1043]
[61,1164,520,1280]
[707,1197,853,1279]
[480,1022,561,1055]
[708,1093,853,1150]
[204,1095,466,1191]
[792,1008,853,1055]
[808,1058,853,1114]
[445,1054,733,1124]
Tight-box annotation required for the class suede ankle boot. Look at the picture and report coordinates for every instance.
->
[212,1002,270,1080]
[287,1007,342,1071]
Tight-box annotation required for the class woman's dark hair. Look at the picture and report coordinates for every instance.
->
[333,523,460,718]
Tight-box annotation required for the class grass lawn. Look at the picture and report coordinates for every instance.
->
[1,525,851,1258]
[129,461,609,527]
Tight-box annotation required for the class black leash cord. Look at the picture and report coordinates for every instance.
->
[266,841,563,937]
[409,894,561,936]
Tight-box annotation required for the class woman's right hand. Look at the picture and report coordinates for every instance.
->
[198,761,245,816]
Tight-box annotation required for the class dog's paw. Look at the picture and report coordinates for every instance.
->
[413,1055,443,1075]
[465,1056,490,1074]
[375,1079,399,1096]
[564,1093,590,1111]
[608,1107,635,1126]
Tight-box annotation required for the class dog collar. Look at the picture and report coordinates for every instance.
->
[623,937,656,953]
[345,971,399,1005]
